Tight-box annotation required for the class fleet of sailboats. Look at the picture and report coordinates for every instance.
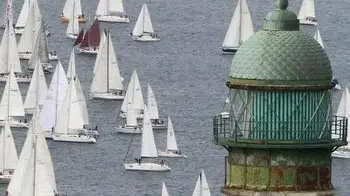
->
[95,0,130,23]
[221,0,254,53]
[298,0,317,25]
[90,31,125,100]
[132,4,160,42]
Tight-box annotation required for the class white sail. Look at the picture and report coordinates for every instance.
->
[15,0,29,28]
[91,32,123,93]
[132,4,154,36]
[93,32,107,75]
[0,71,25,120]
[109,0,125,14]
[0,120,18,172]
[67,49,76,79]
[162,182,169,196]
[147,84,159,120]
[75,77,89,125]
[298,0,316,20]
[18,0,42,54]
[40,62,68,131]
[55,77,85,134]
[121,70,144,113]
[166,117,179,151]
[336,87,350,147]
[96,0,108,16]
[66,1,79,37]
[63,0,82,17]
[313,28,324,49]
[126,103,137,126]
[222,0,254,49]
[24,60,48,111]
[141,106,158,158]
[28,19,50,69]
[192,170,211,196]
[0,20,22,74]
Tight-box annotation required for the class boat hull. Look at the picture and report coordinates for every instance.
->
[119,112,143,119]
[78,47,99,54]
[15,28,50,36]
[151,123,166,130]
[117,126,142,134]
[66,33,78,40]
[132,35,160,42]
[27,64,53,73]
[0,75,31,83]
[124,162,171,171]
[221,47,238,53]
[19,52,58,61]
[53,134,96,143]
[95,15,130,23]
[0,120,29,128]
[299,19,318,26]
[89,92,125,100]
[332,149,350,158]
[0,174,12,184]
[158,150,187,158]
[61,17,86,23]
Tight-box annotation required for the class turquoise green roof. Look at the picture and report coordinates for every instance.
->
[229,0,332,89]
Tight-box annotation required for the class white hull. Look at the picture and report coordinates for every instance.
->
[333,84,341,90]
[53,134,96,143]
[221,46,239,54]
[158,150,187,158]
[0,75,31,83]
[89,92,125,100]
[43,130,54,139]
[66,33,78,40]
[78,47,99,54]
[124,162,171,171]
[25,108,36,114]
[332,150,350,159]
[0,120,29,128]
[132,35,160,42]
[119,112,143,119]
[117,126,142,134]
[0,174,12,184]
[152,123,166,130]
[15,28,51,36]
[48,53,58,61]
[299,19,317,26]
[19,53,58,61]
[95,15,130,23]
[28,64,53,73]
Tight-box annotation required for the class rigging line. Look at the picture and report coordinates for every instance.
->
[123,128,137,162]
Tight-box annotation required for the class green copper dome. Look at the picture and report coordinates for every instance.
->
[228,0,332,90]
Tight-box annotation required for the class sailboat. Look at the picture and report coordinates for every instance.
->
[332,87,350,158]
[0,120,18,183]
[28,20,54,73]
[192,170,212,196]
[221,0,254,53]
[61,0,86,23]
[66,1,80,39]
[117,103,142,134]
[95,0,129,23]
[0,19,31,83]
[40,61,68,139]
[24,60,48,114]
[6,108,58,195]
[0,0,13,28]
[0,70,28,128]
[220,96,230,119]
[14,0,29,34]
[131,4,160,42]
[119,70,145,119]
[77,20,101,54]
[52,76,97,143]
[67,49,76,79]
[147,84,166,129]
[298,0,317,25]
[313,28,324,49]
[158,117,187,158]
[90,31,125,100]
[73,28,84,47]
[124,106,171,171]
[161,182,169,196]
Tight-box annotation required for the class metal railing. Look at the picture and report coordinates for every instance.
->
[213,115,347,148]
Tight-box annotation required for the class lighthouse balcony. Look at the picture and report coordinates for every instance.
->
[213,115,347,149]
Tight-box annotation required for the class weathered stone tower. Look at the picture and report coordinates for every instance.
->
[213,0,348,195]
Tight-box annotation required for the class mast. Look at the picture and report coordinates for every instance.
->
[2,122,5,173]
[66,77,73,135]
[54,63,60,134]
[32,134,37,196]
[142,5,145,34]
[239,0,242,44]
[106,30,110,92]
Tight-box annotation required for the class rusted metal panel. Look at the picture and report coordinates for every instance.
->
[227,164,246,188]
[318,166,332,190]
[245,166,269,190]
[246,149,269,166]
[297,167,318,190]
[269,167,296,191]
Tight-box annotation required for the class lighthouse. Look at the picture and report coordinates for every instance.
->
[213,0,347,195]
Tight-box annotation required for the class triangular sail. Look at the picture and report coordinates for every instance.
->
[192,170,211,196]
[96,0,108,16]
[0,71,25,119]
[80,20,100,48]
[109,0,125,14]
[336,87,350,147]
[92,32,107,76]
[0,120,18,172]
[141,106,158,158]
[40,62,68,131]
[63,0,82,18]
[313,28,324,49]
[67,49,76,79]
[75,77,89,125]
[15,0,29,28]
[120,70,144,113]
[298,0,316,20]
[0,20,22,74]
[166,117,179,151]
[66,1,79,37]
[161,182,169,196]
[222,0,254,49]
[73,28,84,46]
[126,103,137,126]
[147,84,159,120]
[24,60,48,111]
[132,4,154,36]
